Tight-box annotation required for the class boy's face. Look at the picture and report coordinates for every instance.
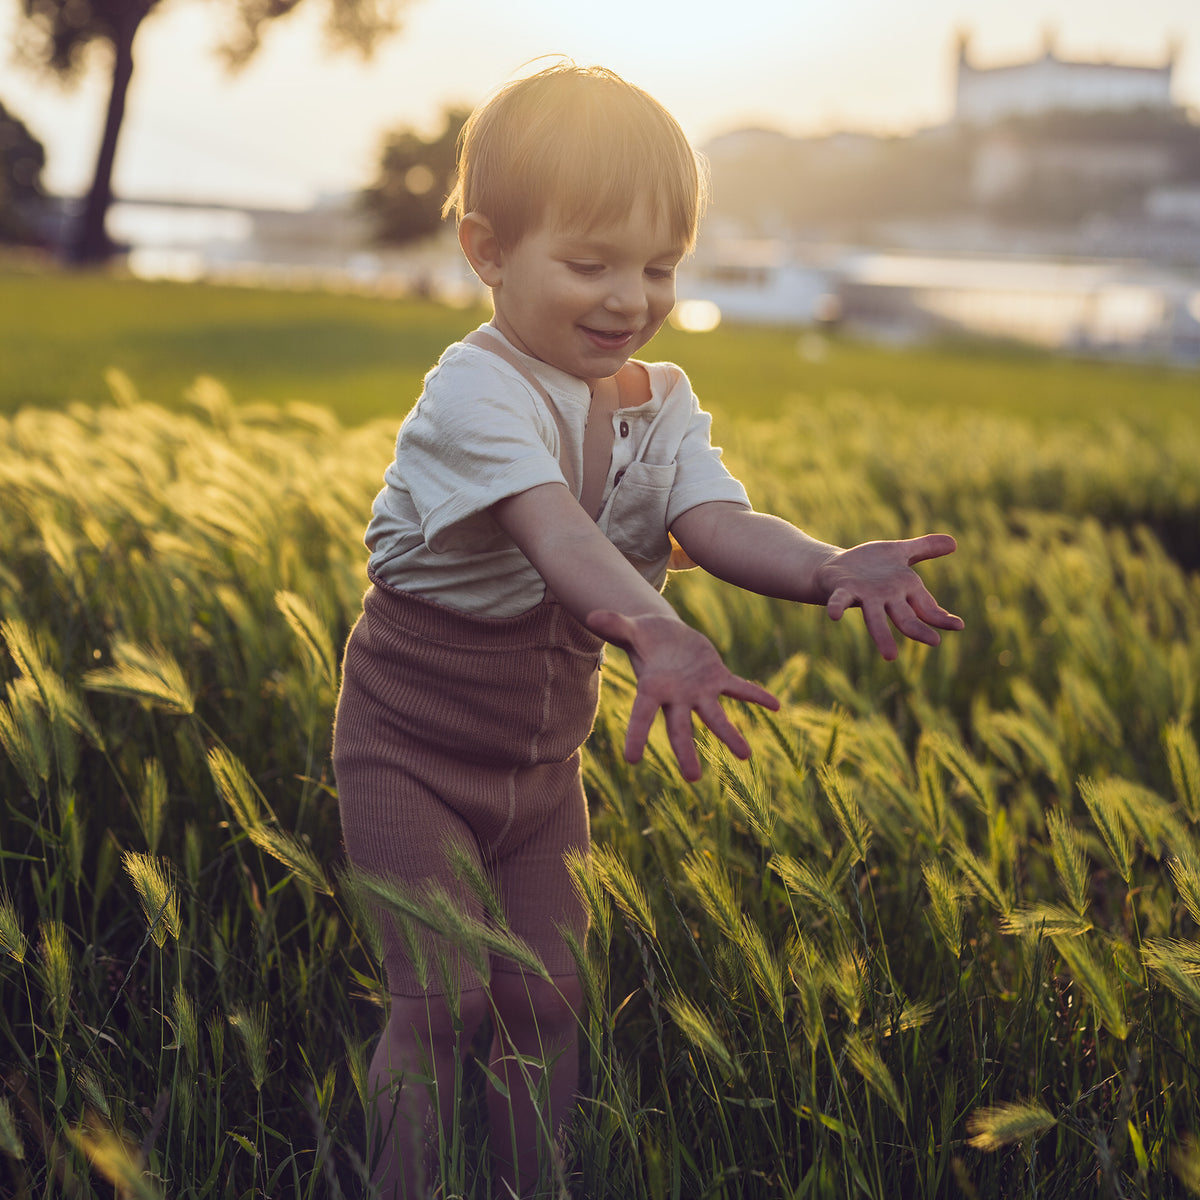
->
[488,203,684,383]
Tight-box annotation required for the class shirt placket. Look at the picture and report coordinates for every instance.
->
[609,411,637,491]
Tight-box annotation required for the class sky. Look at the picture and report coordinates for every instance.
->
[2,0,1199,210]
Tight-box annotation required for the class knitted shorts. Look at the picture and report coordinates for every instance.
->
[332,574,604,997]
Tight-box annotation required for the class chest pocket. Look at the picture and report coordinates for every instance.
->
[601,459,677,578]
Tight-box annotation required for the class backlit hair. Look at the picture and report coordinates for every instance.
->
[443,63,706,252]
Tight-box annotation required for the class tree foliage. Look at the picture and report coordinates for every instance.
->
[13,0,411,263]
[0,99,47,244]
[362,106,466,246]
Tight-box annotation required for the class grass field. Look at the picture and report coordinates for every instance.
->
[3,262,1200,428]
[1,266,1200,1198]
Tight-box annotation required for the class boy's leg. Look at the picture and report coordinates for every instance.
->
[487,970,584,1198]
[369,987,491,1200]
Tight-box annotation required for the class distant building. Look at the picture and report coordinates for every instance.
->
[954,30,1177,125]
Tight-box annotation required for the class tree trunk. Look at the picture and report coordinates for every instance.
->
[67,15,140,265]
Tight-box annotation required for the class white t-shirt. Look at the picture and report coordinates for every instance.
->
[366,324,750,616]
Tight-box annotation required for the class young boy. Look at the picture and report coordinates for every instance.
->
[333,63,963,1198]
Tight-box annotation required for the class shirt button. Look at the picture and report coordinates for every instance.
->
[619,420,630,438]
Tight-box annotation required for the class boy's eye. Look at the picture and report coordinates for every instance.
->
[566,261,604,276]
[646,266,676,281]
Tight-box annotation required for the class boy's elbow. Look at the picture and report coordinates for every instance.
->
[670,502,753,568]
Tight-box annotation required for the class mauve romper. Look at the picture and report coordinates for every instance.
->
[333,334,604,997]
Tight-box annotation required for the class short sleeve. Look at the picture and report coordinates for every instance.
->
[663,382,750,527]
[396,356,570,553]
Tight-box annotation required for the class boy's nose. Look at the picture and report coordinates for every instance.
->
[605,274,648,316]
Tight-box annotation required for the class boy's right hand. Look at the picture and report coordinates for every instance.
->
[585,609,779,782]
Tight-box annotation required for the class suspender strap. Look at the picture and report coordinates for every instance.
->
[462,328,580,495]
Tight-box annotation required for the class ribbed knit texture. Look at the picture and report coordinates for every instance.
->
[333,573,605,996]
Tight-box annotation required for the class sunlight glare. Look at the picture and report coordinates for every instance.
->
[671,299,722,333]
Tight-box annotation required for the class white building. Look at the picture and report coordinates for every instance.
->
[954,31,1176,125]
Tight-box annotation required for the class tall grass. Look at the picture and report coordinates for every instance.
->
[0,353,1198,1196]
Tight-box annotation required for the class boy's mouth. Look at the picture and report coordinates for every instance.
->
[581,326,635,350]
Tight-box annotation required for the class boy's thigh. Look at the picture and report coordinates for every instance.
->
[341,771,491,998]
[490,777,590,981]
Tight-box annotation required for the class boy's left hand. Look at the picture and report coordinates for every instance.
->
[817,533,964,660]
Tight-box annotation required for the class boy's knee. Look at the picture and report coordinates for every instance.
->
[387,988,490,1055]
[490,972,582,1045]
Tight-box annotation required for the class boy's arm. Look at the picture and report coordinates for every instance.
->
[671,501,964,661]
[490,483,778,781]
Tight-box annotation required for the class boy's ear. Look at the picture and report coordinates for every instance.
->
[458,213,504,288]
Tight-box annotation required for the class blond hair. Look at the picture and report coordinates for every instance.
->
[443,63,705,251]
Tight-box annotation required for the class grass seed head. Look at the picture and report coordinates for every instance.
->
[845,1032,906,1121]
[83,639,195,716]
[228,1003,270,1092]
[818,765,872,864]
[0,890,27,963]
[121,851,181,947]
[923,859,965,957]
[1165,719,1200,823]
[37,919,72,1040]
[1079,776,1135,884]
[1046,808,1091,917]
[0,1095,24,1160]
[681,851,742,941]
[135,757,168,854]
[967,1100,1056,1150]
[591,843,657,940]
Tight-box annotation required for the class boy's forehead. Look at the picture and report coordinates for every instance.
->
[540,206,685,255]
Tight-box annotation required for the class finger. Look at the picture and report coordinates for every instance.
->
[662,704,702,782]
[694,698,752,760]
[861,602,899,661]
[886,601,943,648]
[908,587,966,631]
[720,675,780,712]
[903,533,957,566]
[623,691,659,765]
[826,586,852,622]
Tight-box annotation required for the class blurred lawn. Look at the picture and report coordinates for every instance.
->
[1,264,1197,428]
